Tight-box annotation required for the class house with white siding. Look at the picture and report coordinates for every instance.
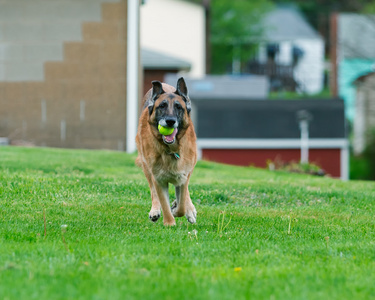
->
[140,0,206,78]
[353,72,375,154]
[250,6,325,95]
[331,13,375,121]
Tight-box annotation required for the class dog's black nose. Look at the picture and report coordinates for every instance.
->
[165,118,177,127]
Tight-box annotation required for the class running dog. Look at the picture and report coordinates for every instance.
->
[135,77,197,226]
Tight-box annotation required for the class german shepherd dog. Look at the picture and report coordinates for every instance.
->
[136,78,197,226]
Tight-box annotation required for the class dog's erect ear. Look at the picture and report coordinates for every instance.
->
[175,77,191,114]
[176,77,188,97]
[152,80,164,98]
[148,81,165,115]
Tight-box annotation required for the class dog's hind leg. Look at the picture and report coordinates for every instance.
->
[172,176,197,224]
[184,188,197,224]
[171,186,181,214]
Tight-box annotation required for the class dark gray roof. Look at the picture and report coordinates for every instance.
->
[195,99,346,139]
[141,48,191,71]
[338,14,375,59]
[164,74,269,99]
[263,7,322,41]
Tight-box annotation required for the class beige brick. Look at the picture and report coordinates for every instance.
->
[64,42,101,62]
[62,63,84,81]
[81,63,101,81]
[82,22,119,42]
[118,22,127,42]
[24,82,45,101]
[102,2,126,21]
[63,82,101,102]
[63,98,80,124]
[81,82,102,100]
[64,42,83,61]
[63,82,84,101]
[44,62,65,81]
[98,62,126,80]
[101,79,126,101]
[4,82,25,102]
[0,82,5,100]
[43,81,64,101]
[100,43,126,62]
[45,62,84,81]
[25,97,42,121]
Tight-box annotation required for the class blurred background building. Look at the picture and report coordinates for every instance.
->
[249,6,325,95]
[140,0,206,78]
[2,0,375,179]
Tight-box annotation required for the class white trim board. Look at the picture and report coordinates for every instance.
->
[197,138,348,149]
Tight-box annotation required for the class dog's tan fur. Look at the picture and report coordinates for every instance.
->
[135,79,197,226]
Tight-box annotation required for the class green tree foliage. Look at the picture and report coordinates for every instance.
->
[363,2,375,13]
[210,0,273,74]
[364,129,375,180]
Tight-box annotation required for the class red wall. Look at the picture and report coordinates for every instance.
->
[143,69,179,97]
[202,149,341,177]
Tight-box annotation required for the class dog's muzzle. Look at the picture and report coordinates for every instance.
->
[159,119,178,145]
[162,128,178,144]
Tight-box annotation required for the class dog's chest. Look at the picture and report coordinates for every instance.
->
[152,156,190,185]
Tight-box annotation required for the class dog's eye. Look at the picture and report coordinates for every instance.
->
[158,102,167,109]
[175,103,182,110]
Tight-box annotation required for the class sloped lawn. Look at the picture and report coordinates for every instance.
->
[0,147,374,300]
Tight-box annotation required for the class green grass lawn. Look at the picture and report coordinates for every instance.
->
[1,146,374,300]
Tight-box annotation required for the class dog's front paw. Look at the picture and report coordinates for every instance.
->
[149,209,161,222]
[186,205,197,224]
[163,218,176,226]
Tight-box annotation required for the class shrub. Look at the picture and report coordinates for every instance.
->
[267,158,325,176]
[364,128,375,180]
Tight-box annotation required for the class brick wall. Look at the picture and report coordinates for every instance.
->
[0,0,128,150]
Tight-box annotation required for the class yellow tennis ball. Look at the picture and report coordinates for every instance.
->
[158,124,174,135]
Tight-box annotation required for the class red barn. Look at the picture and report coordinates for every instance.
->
[194,99,348,180]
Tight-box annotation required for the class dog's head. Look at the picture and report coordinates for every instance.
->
[147,77,192,145]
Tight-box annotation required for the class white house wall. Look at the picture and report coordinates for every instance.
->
[257,39,324,94]
[277,42,292,65]
[140,0,205,77]
[293,39,324,94]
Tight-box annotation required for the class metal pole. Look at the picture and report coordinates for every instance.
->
[296,110,312,164]
[300,120,309,163]
[126,0,139,153]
